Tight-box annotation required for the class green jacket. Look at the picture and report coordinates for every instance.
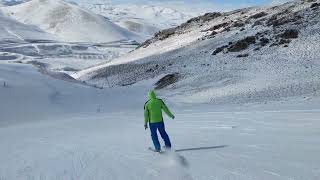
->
[144,90,174,125]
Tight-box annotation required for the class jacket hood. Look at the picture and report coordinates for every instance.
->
[148,90,157,100]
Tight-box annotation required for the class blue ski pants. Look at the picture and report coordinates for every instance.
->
[149,122,171,151]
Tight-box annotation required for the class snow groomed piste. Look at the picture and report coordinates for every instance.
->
[1,63,320,180]
[0,0,320,179]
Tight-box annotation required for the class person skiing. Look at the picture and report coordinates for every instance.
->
[144,90,175,152]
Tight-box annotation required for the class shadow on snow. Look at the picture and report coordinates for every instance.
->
[175,145,228,152]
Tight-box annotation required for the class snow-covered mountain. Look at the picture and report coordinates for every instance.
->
[1,0,143,43]
[0,10,56,43]
[74,0,320,104]
[0,0,142,75]
[0,0,28,6]
[76,1,194,38]
[1,1,320,180]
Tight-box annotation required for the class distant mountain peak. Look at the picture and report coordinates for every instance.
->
[76,1,194,38]
[0,0,29,6]
[1,0,143,42]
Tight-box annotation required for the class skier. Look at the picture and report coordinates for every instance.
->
[144,90,175,152]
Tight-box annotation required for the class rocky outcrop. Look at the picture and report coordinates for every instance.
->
[228,36,256,52]
[155,73,180,89]
[138,12,222,48]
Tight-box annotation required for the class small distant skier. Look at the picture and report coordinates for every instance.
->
[144,90,175,152]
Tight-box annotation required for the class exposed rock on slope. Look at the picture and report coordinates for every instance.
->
[138,12,222,48]
[74,0,320,104]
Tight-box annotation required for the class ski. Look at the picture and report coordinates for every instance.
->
[148,147,176,153]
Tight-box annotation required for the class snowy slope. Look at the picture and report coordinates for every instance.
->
[1,1,320,179]
[74,0,320,104]
[0,8,137,70]
[1,0,143,43]
[0,10,56,43]
[0,2,139,76]
[78,1,193,37]
[0,62,145,125]
[1,62,320,180]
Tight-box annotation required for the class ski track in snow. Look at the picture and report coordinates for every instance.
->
[0,63,320,180]
[4,27,25,41]
[1,107,319,180]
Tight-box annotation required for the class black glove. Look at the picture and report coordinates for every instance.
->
[172,115,175,119]
[144,124,148,130]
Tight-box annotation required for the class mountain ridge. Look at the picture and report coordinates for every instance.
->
[73,0,320,104]
[76,1,194,38]
[1,0,143,43]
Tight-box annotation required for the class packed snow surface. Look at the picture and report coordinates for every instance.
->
[1,63,320,180]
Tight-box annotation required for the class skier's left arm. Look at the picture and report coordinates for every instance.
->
[144,104,149,127]
[161,100,175,119]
